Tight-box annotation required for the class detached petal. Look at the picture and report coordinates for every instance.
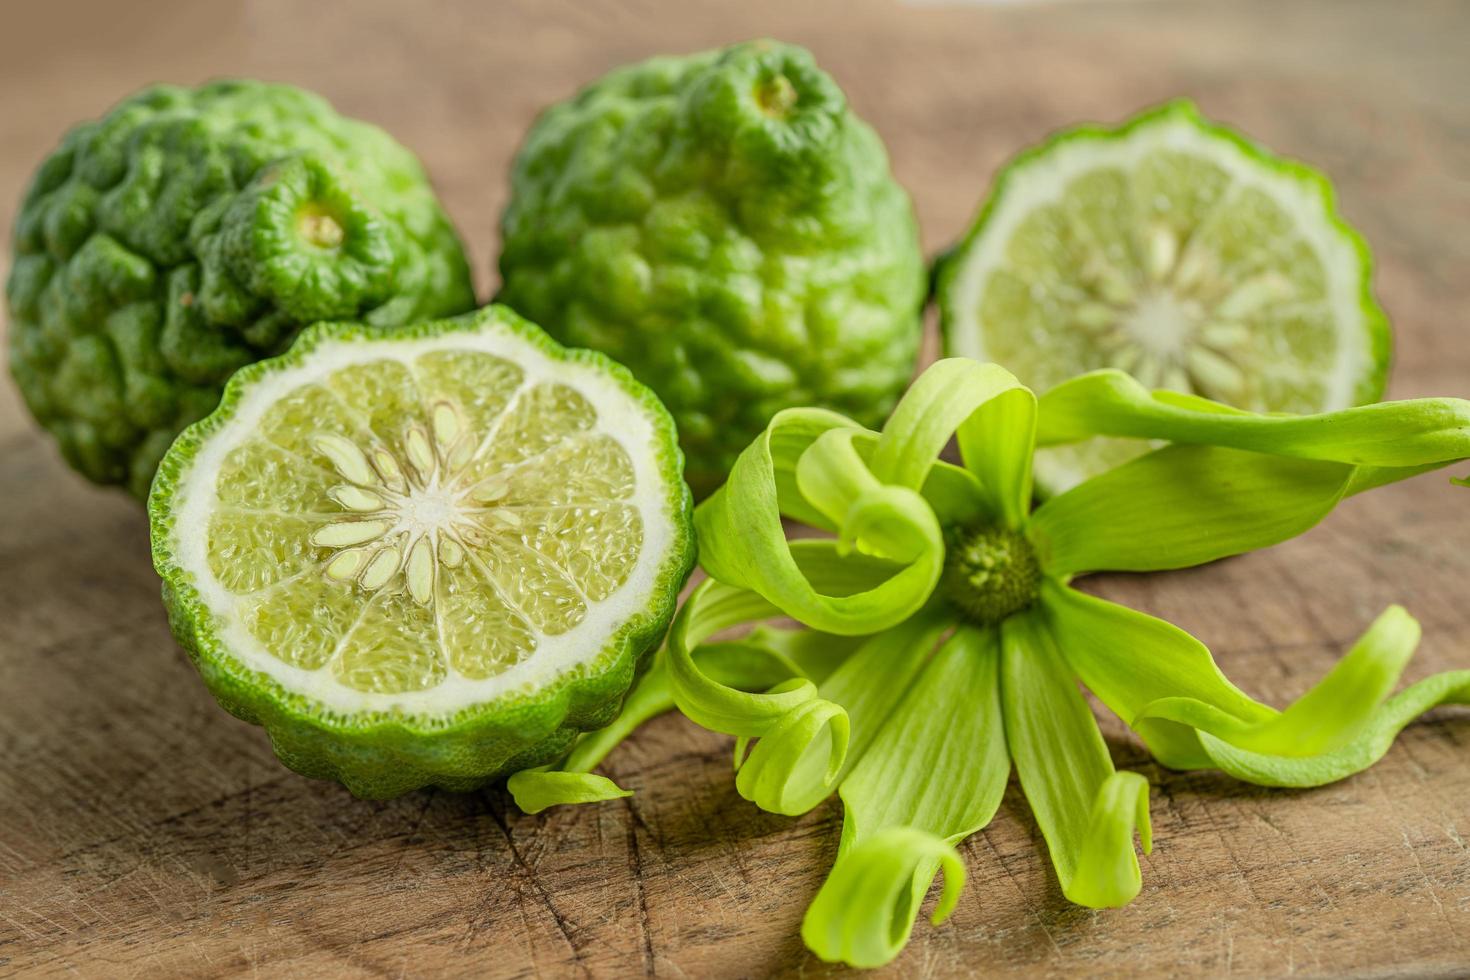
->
[1134,606,1470,787]
[805,626,1009,969]
[1030,444,1353,575]
[508,771,631,813]
[506,653,679,812]
[1001,611,1152,909]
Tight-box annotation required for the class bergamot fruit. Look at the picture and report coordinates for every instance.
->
[497,40,926,497]
[937,99,1391,494]
[7,80,476,499]
[148,306,694,798]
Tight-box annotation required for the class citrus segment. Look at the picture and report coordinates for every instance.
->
[205,511,322,594]
[410,349,525,442]
[239,573,360,672]
[215,441,337,513]
[437,566,538,680]
[330,591,445,695]
[479,383,598,472]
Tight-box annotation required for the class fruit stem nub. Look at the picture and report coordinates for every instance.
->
[756,74,799,118]
[298,206,346,249]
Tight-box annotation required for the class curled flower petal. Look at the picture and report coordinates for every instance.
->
[1045,587,1470,788]
[868,358,1035,527]
[1133,606,1470,787]
[734,695,850,815]
[1190,672,1470,787]
[1065,771,1153,908]
[1002,611,1151,909]
[697,361,1039,637]
[508,631,851,813]
[1037,369,1470,470]
[793,428,893,553]
[666,579,813,735]
[801,827,966,970]
[668,593,952,817]
[696,408,945,636]
[1142,605,1418,755]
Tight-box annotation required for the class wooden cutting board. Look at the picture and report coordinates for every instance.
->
[1,1,1466,976]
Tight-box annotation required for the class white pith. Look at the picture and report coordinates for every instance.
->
[946,113,1372,411]
[170,327,678,717]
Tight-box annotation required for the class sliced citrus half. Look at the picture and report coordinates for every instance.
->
[937,99,1391,494]
[149,306,694,797]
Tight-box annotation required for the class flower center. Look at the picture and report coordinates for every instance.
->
[307,400,521,608]
[940,524,1041,626]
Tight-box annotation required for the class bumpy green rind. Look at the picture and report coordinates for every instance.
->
[148,305,695,798]
[497,40,926,497]
[935,98,1393,408]
[8,80,477,499]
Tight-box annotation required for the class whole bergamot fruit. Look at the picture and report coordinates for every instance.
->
[7,80,476,499]
[497,40,925,497]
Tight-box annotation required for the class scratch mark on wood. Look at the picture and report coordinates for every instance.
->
[623,795,657,977]
[486,802,590,976]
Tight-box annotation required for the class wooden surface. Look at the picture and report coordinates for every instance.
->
[2,1,1468,976]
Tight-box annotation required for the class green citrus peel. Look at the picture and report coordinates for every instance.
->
[497,40,925,497]
[513,357,1470,968]
[8,80,476,498]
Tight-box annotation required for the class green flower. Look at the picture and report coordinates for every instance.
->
[511,359,1470,969]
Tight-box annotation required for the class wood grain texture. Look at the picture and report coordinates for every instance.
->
[1,1,1467,976]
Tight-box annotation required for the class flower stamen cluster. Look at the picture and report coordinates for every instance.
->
[941,524,1041,625]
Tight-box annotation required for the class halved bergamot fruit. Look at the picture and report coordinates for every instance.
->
[149,306,694,797]
[937,99,1391,494]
